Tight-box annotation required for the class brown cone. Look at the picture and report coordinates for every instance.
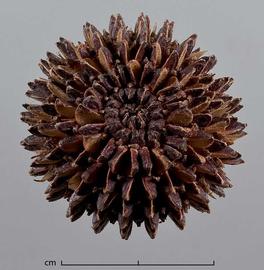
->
[21,13,246,239]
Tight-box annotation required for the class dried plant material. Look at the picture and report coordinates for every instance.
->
[21,13,246,240]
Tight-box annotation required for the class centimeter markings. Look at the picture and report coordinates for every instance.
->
[59,260,216,267]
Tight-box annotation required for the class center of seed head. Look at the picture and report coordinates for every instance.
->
[103,87,165,146]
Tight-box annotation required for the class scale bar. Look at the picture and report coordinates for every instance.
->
[61,260,215,267]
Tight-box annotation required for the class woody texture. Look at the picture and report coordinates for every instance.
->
[21,14,246,239]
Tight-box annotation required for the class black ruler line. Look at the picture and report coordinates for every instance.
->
[61,260,215,267]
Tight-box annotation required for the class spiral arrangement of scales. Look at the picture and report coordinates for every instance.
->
[21,13,246,239]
